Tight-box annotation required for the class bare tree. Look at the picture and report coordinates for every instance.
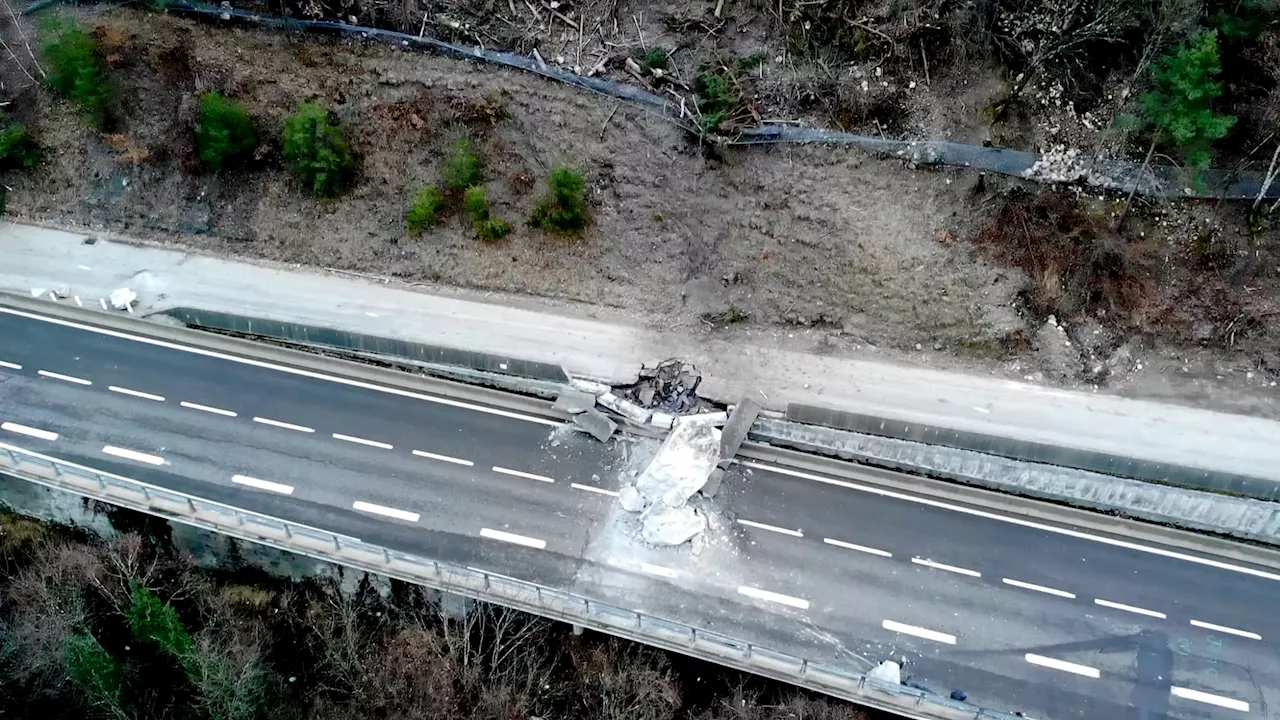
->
[0,0,44,88]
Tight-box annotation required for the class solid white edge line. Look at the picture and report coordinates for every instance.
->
[1170,686,1250,712]
[0,440,360,540]
[492,466,555,483]
[1002,578,1076,599]
[180,401,238,417]
[881,619,957,644]
[0,360,21,370]
[640,563,679,579]
[736,518,804,537]
[332,433,393,450]
[101,445,166,466]
[352,501,420,523]
[570,482,619,497]
[1094,598,1167,619]
[1189,619,1261,640]
[252,417,315,433]
[741,460,1280,584]
[479,528,547,549]
[109,385,166,402]
[823,538,893,557]
[737,585,811,610]
[1,422,59,441]
[911,557,982,578]
[231,474,295,495]
[1024,654,1100,679]
[412,450,474,466]
[37,369,92,385]
[0,306,561,428]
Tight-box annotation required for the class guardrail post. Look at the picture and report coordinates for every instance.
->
[283,524,292,539]
[141,487,151,502]
[331,535,340,552]
[95,473,105,491]
[186,498,196,513]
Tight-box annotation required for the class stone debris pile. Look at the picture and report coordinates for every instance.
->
[617,419,722,546]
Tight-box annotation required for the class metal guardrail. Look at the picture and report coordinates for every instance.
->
[0,446,1018,720]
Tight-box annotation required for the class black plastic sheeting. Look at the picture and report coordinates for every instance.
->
[161,306,570,382]
[785,403,1280,502]
[33,0,1271,201]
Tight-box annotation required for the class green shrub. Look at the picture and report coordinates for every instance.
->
[529,167,590,235]
[0,122,41,171]
[640,46,670,72]
[475,217,512,241]
[464,185,512,240]
[1140,32,1236,169]
[406,186,445,236]
[127,582,194,662]
[63,633,127,713]
[463,184,490,221]
[282,103,355,197]
[41,19,112,126]
[196,92,258,172]
[442,138,482,191]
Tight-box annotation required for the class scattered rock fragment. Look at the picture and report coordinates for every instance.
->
[573,409,617,442]
[553,388,596,414]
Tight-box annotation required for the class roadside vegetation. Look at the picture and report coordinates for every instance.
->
[0,511,878,720]
[40,18,112,127]
[196,92,258,173]
[282,103,355,197]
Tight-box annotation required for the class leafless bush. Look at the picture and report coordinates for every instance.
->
[1,538,102,688]
[995,0,1142,98]
[0,0,44,90]
[570,638,681,720]
[698,684,873,719]
[972,189,1150,325]
[189,615,274,720]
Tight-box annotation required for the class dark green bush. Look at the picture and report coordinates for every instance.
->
[196,92,258,172]
[529,167,590,235]
[1141,32,1236,170]
[442,138,482,191]
[463,184,490,221]
[41,18,112,126]
[282,103,355,197]
[0,122,41,171]
[406,186,445,236]
[476,218,512,241]
[464,185,512,240]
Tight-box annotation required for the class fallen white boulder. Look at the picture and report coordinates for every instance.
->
[109,287,138,311]
[618,484,649,512]
[634,419,721,502]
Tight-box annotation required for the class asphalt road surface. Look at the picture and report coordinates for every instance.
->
[2,304,1277,720]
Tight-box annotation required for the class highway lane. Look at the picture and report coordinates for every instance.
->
[3,304,1279,719]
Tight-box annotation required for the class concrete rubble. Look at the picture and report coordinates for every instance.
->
[552,388,597,414]
[867,661,902,685]
[622,358,713,415]
[109,287,138,311]
[572,409,617,442]
[618,419,722,546]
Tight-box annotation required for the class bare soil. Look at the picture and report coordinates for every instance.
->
[4,4,1280,418]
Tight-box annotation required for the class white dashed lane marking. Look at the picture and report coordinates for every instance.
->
[823,537,893,557]
[253,417,315,433]
[109,385,165,402]
[570,483,619,497]
[1024,654,1100,679]
[1002,578,1076,599]
[101,445,165,466]
[640,563,678,579]
[492,466,555,483]
[737,585,810,610]
[1189,620,1261,641]
[412,450,473,466]
[741,460,1280,583]
[479,528,547,549]
[1170,686,1250,712]
[1094,598,1166,619]
[181,401,238,417]
[1,422,58,441]
[332,433,393,450]
[882,619,956,644]
[911,558,982,578]
[0,360,21,370]
[736,519,804,538]
[352,501,419,523]
[38,370,91,385]
[232,475,295,495]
